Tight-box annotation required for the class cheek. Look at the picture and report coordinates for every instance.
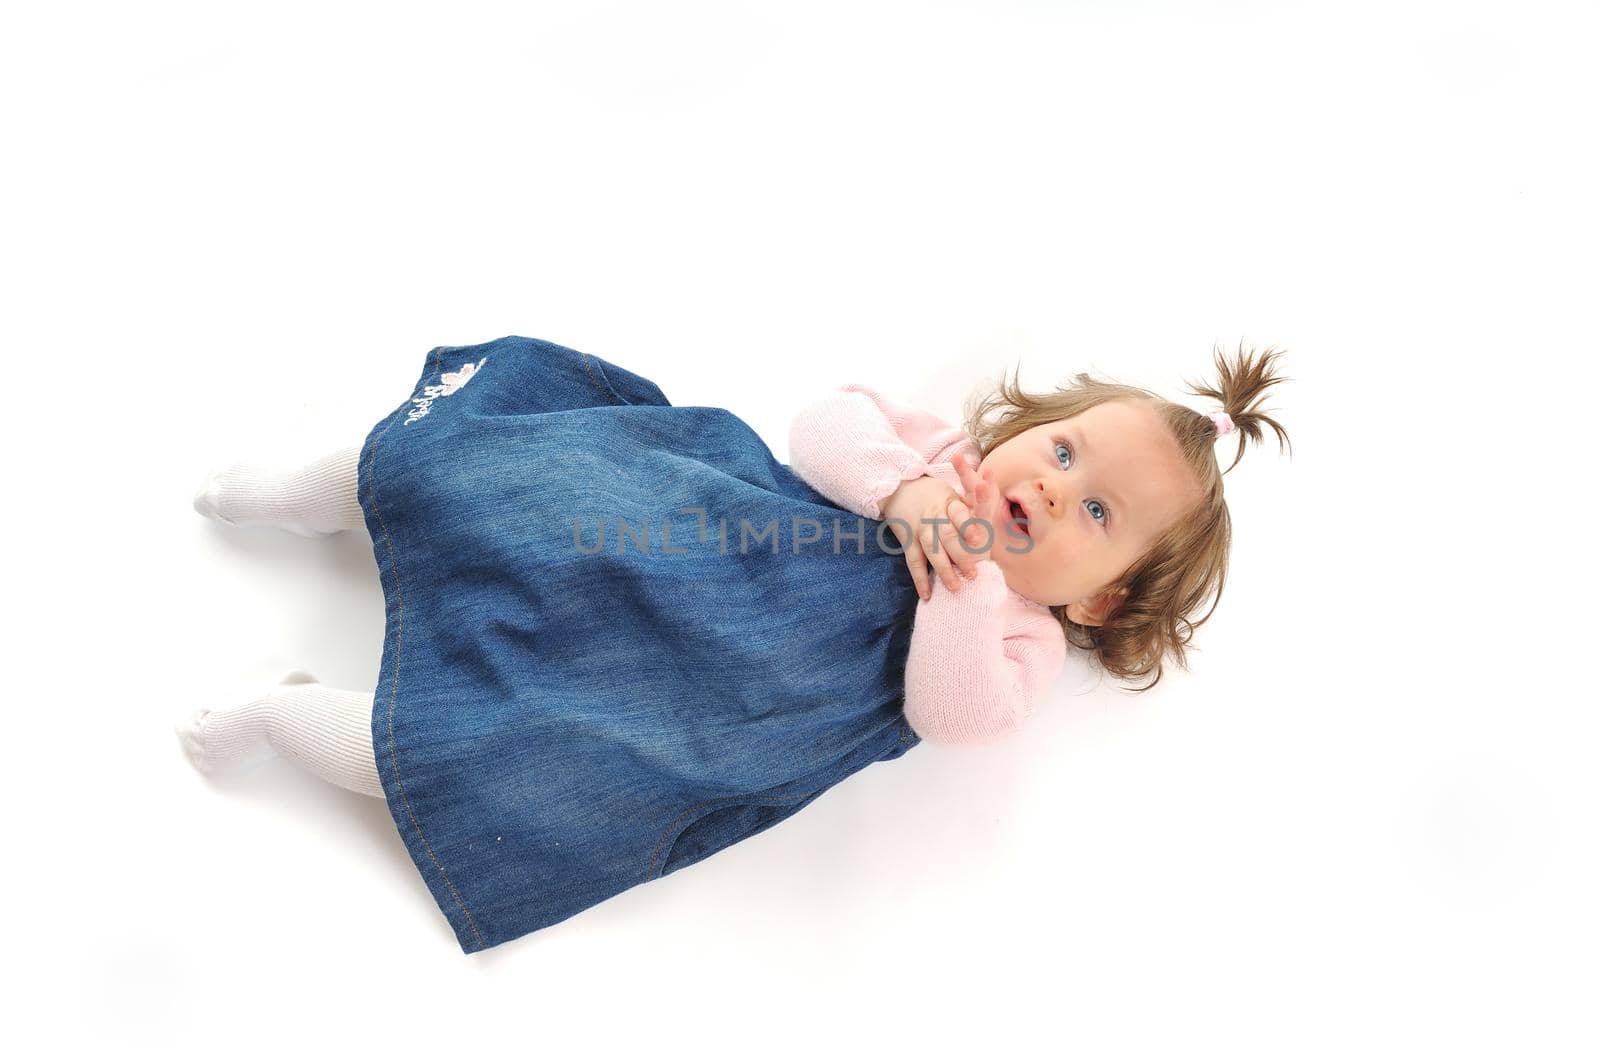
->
[1038,528,1080,569]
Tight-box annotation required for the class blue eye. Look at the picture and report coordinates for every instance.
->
[1054,439,1109,527]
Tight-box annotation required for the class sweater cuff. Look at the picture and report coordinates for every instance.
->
[862,454,934,521]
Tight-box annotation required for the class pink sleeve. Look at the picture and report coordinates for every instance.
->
[787,384,971,520]
[902,560,1069,746]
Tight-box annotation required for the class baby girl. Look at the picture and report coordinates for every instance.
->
[180,336,1291,952]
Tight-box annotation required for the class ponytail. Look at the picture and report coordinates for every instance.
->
[1183,342,1294,474]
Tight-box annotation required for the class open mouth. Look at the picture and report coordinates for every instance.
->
[1008,500,1030,537]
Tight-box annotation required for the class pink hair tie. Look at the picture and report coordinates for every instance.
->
[1208,410,1235,437]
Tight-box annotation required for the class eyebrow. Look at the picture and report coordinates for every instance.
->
[1070,429,1130,525]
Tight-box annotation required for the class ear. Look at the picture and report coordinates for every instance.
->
[1066,587,1127,627]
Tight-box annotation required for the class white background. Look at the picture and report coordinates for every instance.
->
[5,0,1597,1058]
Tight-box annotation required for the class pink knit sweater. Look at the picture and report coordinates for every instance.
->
[787,384,1069,746]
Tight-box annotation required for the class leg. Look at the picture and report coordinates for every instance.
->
[193,444,365,537]
[177,671,384,798]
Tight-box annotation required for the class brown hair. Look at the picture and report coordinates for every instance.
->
[962,342,1293,691]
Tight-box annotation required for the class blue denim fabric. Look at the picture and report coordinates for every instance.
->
[357,336,922,953]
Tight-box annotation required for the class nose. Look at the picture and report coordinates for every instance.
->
[1033,478,1061,517]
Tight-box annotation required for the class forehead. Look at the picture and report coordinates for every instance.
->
[1055,398,1166,449]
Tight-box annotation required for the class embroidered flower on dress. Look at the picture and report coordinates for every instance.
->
[440,359,485,395]
[406,356,488,424]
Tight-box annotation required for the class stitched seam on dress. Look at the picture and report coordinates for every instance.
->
[580,351,621,406]
[365,345,487,950]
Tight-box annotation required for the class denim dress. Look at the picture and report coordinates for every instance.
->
[356,336,923,953]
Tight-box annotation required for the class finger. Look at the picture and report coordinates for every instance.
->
[929,543,961,593]
[952,451,978,497]
[977,475,1001,525]
[948,499,979,546]
[921,526,961,593]
[904,539,930,601]
[962,488,995,565]
[933,504,975,575]
[972,455,990,489]
[946,495,968,529]
[937,520,974,577]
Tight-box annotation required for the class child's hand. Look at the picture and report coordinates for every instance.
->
[945,452,1006,568]
[880,475,979,601]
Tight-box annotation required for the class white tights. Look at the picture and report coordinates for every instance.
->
[179,445,386,799]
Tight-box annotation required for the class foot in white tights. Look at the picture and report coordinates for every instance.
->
[192,445,365,537]
[176,671,384,798]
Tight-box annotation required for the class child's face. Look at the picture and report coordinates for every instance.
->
[978,398,1202,622]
